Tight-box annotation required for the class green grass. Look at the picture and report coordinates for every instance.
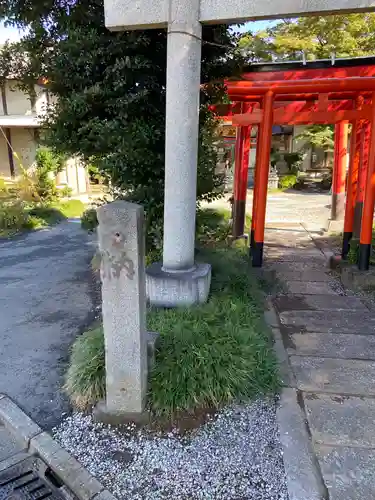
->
[64,229,279,417]
[0,199,86,238]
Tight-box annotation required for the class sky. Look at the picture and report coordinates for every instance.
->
[0,19,276,44]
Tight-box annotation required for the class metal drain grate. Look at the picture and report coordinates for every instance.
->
[0,456,70,499]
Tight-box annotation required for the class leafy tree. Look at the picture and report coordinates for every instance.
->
[295,125,334,153]
[240,14,375,61]
[2,0,242,249]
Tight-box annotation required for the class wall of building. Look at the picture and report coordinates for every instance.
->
[0,134,10,178]
[0,128,37,178]
[4,82,47,116]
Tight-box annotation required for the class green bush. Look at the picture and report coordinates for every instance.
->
[0,178,7,192]
[59,186,73,198]
[278,174,298,191]
[81,207,98,232]
[64,236,279,416]
[283,152,304,173]
[0,201,30,231]
[34,147,59,202]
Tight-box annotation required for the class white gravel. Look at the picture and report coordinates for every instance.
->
[53,399,288,500]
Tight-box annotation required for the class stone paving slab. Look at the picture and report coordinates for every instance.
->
[0,423,25,461]
[290,356,375,395]
[288,332,375,359]
[266,254,327,265]
[265,248,324,259]
[304,393,375,448]
[275,270,332,282]
[284,281,337,295]
[316,444,375,500]
[280,310,375,334]
[266,261,328,272]
[274,294,367,312]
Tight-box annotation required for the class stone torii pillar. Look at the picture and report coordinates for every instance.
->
[103,0,375,304]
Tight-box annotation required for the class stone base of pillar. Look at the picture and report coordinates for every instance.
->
[93,400,151,426]
[146,262,211,307]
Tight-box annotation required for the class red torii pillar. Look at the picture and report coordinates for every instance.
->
[354,121,370,237]
[359,96,375,270]
[331,121,348,221]
[252,91,274,267]
[342,120,361,258]
[232,103,251,238]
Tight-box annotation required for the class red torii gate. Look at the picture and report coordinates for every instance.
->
[218,58,375,270]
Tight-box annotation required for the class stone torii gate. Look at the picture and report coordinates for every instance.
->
[103,0,375,306]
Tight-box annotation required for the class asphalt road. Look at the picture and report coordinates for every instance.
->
[0,220,95,429]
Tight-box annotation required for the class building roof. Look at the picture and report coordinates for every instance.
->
[242,55,375,74]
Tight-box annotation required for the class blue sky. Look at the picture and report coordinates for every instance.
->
[0,19,276,44]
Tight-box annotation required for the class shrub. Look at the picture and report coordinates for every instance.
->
[64,235,279,416]
[59,186,73,198]
[34,147,60,202]
[278,174,298,191]
[0,178,7,192]
[0,201,30,231]
[283,152,304,173]
[81,207,98,232]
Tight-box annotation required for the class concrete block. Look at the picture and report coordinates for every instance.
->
[276,388,327,500]
[0,396,41,447]
[0,424,26,461]
[276,270,331,282]
[30,432,104,500]
[272,327,296,388]
[305,393,375,448]
[93,491,117,500]
[288,332,375,360]
[284,280,337,295]
[146,262,211,307]
[97,201,148,415]
[0,452,29,472]
[274,294,366,312]
[280,310,375,334]
[316,444,375,500]
[290,356,375,396]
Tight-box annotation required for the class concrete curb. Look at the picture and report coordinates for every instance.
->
[0,394,116,500]
[264,300,328,500]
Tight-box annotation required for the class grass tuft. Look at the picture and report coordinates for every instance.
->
[64,241,279,416]
[148,247,278,416]
[64,326,105,410]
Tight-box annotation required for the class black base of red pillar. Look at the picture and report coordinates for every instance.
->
[358,243,371,271]
[250,229,255,251]
[232,199,246,238]
[252,241,264,267]
[353,202,363,238]
[341,231,353,259]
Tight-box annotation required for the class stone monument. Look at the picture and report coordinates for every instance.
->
[96,201,148,417]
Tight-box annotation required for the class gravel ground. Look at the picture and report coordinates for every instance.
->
[54,399,288,500]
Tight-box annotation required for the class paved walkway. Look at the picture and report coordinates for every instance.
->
[208,190,331,227]
[0,221,94,430]
[266,223,375,500]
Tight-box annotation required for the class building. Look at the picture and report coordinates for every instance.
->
[0,79,88,194]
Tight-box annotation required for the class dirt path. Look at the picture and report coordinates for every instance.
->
[0,221,94,429]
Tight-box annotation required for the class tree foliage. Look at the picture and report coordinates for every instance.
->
[1,0,242,249]
[295,125,335,153]
[239,14,375,62]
